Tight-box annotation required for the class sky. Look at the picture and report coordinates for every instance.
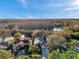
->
[0,0,79,19]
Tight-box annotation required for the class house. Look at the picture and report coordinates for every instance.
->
[52,27,64,32]
[0,38,3,43]
[0,42,8,49]
[73,47,79,52]
[5,37,14,42]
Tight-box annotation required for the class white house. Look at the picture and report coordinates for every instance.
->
[5,37,14,42]
[53,28,64,32]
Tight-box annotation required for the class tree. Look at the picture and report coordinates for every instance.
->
[13,31,21,38]
[47,35,66,52]
[71,32,79,39]
[29,45,40,55]
[1,31,9,42]
[69,26,79,32]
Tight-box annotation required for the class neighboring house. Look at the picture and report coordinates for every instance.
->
[0,38,3,43]
[0,37,14,43]
[20,35,25,40]
[52,27,64,32]
[74,47,79,52]
[5,37,14,42]
[0,42,8,49]
[34,37,39,44]
[0,23,8,29]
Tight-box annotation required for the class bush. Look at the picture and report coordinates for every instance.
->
[71,32,79,39]
[0,50,12,59]
[49,51,60,59]
[69,26,79,32]
[16,55,30,59]
[49,51,78,59]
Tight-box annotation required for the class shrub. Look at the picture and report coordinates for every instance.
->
[71,32,79,39]
[49,51,78,59]
[0,50,12,59]
[16,55,30,59]
[69,26,79,32]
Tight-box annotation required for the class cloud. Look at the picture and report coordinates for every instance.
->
[14,15,40,19]
[14,16,24,19]
[43,3,63,8]
[16,0,79,18]
[17,0,29,7]
[26,15,40,19]
[40,2,64,8]
[64,7,79,11]
[17,0,66,10]
[72,0,79,6]
[64,0,79,11]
